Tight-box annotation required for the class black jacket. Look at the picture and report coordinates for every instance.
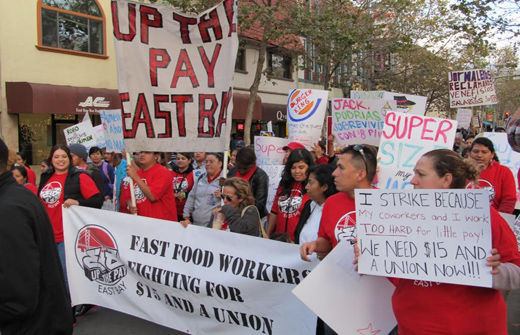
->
[228,166,269,217]
[39,166,103,209]
[0,172,73,334]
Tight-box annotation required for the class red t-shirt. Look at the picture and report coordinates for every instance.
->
[318,192,357,248]
[271,182,308,241]
[24,166,36,186]
[469,161,516,213]
[393,207,520,334]
[25,183,38,195]
[171,170,194,219]
[132,164,177,221]
[39,172,99,242]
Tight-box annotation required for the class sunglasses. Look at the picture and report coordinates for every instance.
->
[221,194,234,202]
[352,144,368,170]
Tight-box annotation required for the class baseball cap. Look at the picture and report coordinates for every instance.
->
[282,142,305,151]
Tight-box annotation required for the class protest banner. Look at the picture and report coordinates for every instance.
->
[456,108,473,130]
[449,69,498,108]
[351,90,427,115]
[287,89,329,149]
[331,98,385,147]
[377,111,457,189]
[93,124,106,149]
[259,165,284,212]
[254,137,290,165]
[356,189,493,288]
[100,109,126,153]
[112,0,238,152]
[63,206,317,335]
[293,242,396,335]
[63,120,97,149]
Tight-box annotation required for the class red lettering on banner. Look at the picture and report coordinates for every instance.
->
[111,1,136,41]
[383,111,453,143]
[132,93,155,138]
[171,95,193,137]
[408,116,423,139]
[172,13,197,44]
[435,120,453,143]
[198,44,221,88]
[119,92,133,137]
[149,48,171,87]
[140,5,162,44]
[421,118,435,140]
[171,49,199,88]
[198,94,217,137]
[198,8,223,42]
[154,95,171,138]
[215,88,232,137]
[223,0,237,36]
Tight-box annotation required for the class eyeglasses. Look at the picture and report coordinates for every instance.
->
[221,194,233,202]
[352,144,368,171]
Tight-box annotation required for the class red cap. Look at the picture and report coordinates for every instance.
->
[283,142,306,151]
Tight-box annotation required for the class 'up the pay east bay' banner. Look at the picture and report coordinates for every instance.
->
[449,69,498,108]
[63,206,317,335]
[112,0,238,152]
[377,111,457,189]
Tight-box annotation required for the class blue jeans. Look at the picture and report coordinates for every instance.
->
[56,242,68,290]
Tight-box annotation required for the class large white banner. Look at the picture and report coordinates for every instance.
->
[254,136,290,165]
[287,89,329,149]
[449,69,498,108]
[350,91,427,115]
[63,206,316,335]
[356,189,493,288]
[112,0,238,152]
[377,111,457,189]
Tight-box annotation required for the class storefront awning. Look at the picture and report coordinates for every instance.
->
[6,82,121,115]
[263,103,287,122]
[232,92,262,120]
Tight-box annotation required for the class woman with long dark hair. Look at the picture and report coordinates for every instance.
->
[267,148,313,241]
[11,165,38,195]
[172,152,195,221]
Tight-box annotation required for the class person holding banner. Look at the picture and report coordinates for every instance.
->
[384,149,520,335]
[171,152,195,221]
[267,148,313,241]
[469,137,516,214]
[182,153,224,227]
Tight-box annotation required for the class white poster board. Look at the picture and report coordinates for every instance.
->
[449,69,498,108]
[63,120,97,149]
[456,108,473,129]
[331,98,385,147]
[293,242,396,335]
[63,206,317,335]
[93,124,106,149]
[100,109,126,153]
[112,0,238,152]
[377,111,457,189]
[259,165,284,213]
[356,189,493,288]
[287,89,329,149]
[254,137,290,165]
[350,91,427,115]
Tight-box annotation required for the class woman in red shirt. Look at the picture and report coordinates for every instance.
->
[15,151,36,186]
[267,148,313,241]
[171,152,194,221]
[11,165,38,195]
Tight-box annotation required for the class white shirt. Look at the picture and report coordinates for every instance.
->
[298,201,324,245]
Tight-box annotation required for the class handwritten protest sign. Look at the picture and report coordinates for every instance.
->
[100,109,125,152]
[63,121,97,149]
[449,69,498,108]
[259,165,284,213]
[63,206,317,335]
[356,189,492,288]
[287,89,329,149]
[351,90,427,115]
[112,0,238,152]
[377,111,457,189]
[456,109,473,129]
[331,98,385,147]
[254,136,290,165]
[293,242,396,335]
[93,125,106,149]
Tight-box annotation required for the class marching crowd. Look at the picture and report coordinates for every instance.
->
[2,128,520,335]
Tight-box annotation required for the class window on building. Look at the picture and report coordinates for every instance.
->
[235,48,246,72]
[38,0,105,57]
[268,50,292,80]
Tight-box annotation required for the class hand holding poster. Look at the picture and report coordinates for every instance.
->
[112,0,238,152]
[449,69,498,108]
[254,137,290,165]
[287,89,328,149]
[377,111,457,189]
[331,98,385,147]
[356,189,492,288]
[100,109,125,153]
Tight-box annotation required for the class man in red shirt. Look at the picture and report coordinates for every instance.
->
[300,144,377,261]
[126,151,177,221]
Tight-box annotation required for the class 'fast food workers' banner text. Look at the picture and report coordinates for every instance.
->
[63,206,317,335]
[112,0,238,152]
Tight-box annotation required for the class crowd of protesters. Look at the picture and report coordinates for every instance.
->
[2,124,520,334]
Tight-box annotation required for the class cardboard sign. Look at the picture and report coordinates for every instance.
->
[331,98,385,147]
[351,91,427,115]
[112,0,238,152]
[449,69,498,108]
[100,109,126,153]
[356,189,493,288]
[63,121,97,149]
[63,206,317,335]
[259,165,284,213]
[293,242,396,335]
[254,136,290,165]
[456,109,473,129]
[377,111,457,189]
[287,89,329,149]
